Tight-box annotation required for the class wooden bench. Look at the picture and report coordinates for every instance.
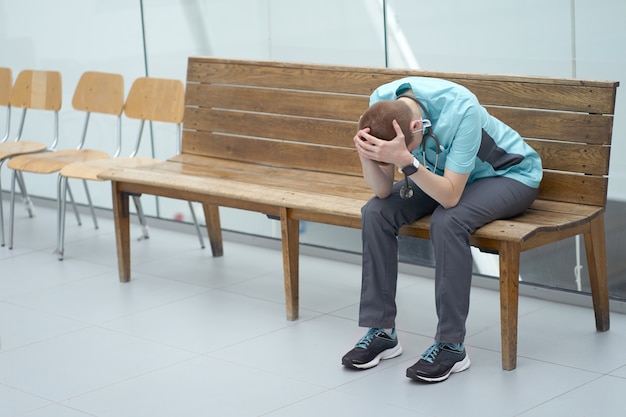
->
[99,57,618,370]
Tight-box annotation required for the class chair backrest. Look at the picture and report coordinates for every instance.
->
[124,77,185,123]
[0,67,11,107]
[10,70,62,111]
[72,71,124,115]
[124,77,185,157]
[9,69,62,147]
[0,67,12,142]
[71,71,125,154]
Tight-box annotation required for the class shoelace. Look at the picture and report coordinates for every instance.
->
[421,342,463,363]
[355,328,386,349]
[421,343,443,363]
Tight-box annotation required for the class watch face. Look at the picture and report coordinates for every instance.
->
[402,164,418,176]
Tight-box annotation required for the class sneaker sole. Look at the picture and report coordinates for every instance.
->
[406,355,471,383]
[345,343,403,370]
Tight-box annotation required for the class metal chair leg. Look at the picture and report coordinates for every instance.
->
[82,179,99,230]
[8,169,17,249]
[8,171,33,249]
[0,192,4,247]
[0,161,5,247]
[9,171,83,251]
[14,171,35,218]
[187,201,205,249]
[15,171,35,218]
[56,174,68,260]
[65,181,82,226]
[4,168,35,248]
[132,195,150,240]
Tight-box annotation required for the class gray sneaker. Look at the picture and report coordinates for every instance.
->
[406,342,471,382]
[342,328,403,370]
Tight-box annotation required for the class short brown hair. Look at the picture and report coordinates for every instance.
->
[358,100,413,145]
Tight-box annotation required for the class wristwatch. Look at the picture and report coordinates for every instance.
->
[400,157,420,176]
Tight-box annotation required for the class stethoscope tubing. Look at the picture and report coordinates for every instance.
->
[397,94,441,199]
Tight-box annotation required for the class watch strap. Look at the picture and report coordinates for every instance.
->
[401,157,419,176]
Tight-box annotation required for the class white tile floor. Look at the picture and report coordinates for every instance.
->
[1,201,626,417]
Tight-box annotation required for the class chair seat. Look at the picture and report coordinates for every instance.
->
[0,141,47,159]
[8,149,110,173]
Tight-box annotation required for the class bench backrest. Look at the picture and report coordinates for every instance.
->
[184,57,618,208]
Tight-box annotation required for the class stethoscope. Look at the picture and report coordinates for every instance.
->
[396,94,442,199]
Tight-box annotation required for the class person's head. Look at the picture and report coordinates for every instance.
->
[358,100,419,148]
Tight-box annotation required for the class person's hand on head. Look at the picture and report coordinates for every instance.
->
[354,120,411,167]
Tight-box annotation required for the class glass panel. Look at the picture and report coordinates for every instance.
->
[388,0,572,76]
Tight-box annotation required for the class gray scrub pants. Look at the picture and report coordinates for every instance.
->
[358,176,539,344]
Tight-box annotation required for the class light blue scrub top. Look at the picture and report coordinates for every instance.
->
[369,77,543,188]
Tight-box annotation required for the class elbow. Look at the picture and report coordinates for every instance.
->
[440,195,461,209]
[439,185,465,209]
[372,183,393,199]
[368,182,393,200]
[375,190,392,200]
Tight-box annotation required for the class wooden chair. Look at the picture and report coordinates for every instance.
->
[0,70,58,247]
[6,71,125,251]
[57,76,205,259]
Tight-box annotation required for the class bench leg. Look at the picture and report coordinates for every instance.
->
[584,214,610,332]
[202,204,223,257]
[499,241,521,371]
[280,208,299,321]
[111,182,131,282]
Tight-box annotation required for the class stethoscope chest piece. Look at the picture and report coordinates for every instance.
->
[400,175,414,199]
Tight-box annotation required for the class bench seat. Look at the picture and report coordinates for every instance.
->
[102,155,604,246]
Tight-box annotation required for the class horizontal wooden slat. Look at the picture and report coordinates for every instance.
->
[100,163,368,220]
[184,107,357,148]
[182,131,363,176]
[488,107,613,145]
[523,199,605,216]
[187,58,385,95]
[527,140,610,175]
[187,57,618,114]
[458,80,617,114]
[186,83,368,121]
[538,171,607,206]
[401,200,603,246]
[169,154,372,199]
[503,207,593,227]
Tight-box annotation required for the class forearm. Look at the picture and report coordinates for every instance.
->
[403,156,467,208]
[409,170,454,208]
[360,156,395,198]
